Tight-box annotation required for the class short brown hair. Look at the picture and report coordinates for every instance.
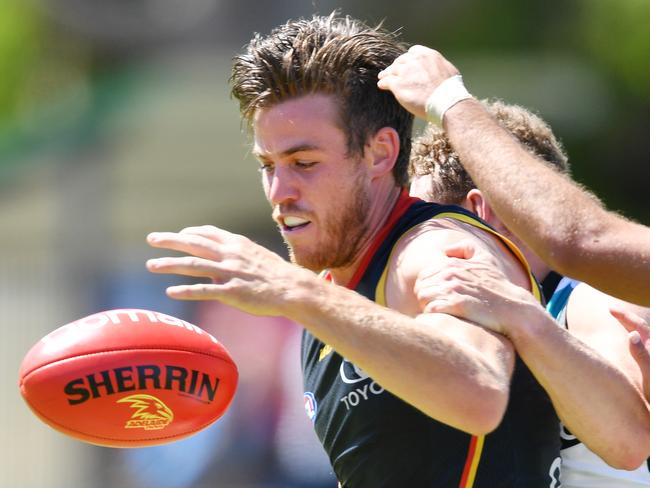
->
[230,12,413,186]
[409,99,570,204]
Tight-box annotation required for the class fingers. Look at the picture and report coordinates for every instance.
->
[147,227,230,299]
[421,293,465,315]
[377,47,430,91]
[414,264,476,315]
[376,75,393,91]
[377,50,409,79]
[165,283,224,301]
[610,306,649,336]
[146,256,222,279]
[443,240,478,260]
[179,225,236,241]
[148,231,221,258]
[610,305,650,400]
[628,331,650,401]
[147,224,246,262]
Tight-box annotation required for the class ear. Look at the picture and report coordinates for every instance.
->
[465,189,495,223]
[365,127,400,179]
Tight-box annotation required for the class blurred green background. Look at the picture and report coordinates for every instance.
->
[2,0,648,487]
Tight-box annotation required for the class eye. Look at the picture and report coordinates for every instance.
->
[295,160,317,170]
[258,162,274,174]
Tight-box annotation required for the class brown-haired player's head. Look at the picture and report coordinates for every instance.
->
[230,12,413,186]
[409,99,569,204]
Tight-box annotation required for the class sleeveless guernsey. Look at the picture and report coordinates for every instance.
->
[302,192,561,487]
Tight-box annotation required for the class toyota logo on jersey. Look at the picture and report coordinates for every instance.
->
[339,359,369,384]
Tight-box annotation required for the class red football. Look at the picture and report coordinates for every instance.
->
[18,309,238,448]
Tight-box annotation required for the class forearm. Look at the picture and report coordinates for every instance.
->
[508,304,650,469]
[285,277,512,435]
[444,99,650,306]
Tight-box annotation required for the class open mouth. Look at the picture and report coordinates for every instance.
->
[282,216,311,232]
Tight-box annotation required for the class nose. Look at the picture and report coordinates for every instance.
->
[265,166,299,207]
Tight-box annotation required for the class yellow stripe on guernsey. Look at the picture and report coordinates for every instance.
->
[376,211,541,305]
[319,344,333,361]
[462,435,485,488]
[374,210,541,488]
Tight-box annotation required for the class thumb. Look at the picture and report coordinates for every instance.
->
[443,240,478,260]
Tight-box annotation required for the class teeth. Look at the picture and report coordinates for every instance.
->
[284,216,309,228]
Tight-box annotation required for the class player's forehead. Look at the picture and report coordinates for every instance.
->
[252,94,346,158]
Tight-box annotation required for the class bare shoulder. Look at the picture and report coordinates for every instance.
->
[384,217,517,376]
[385,217,529,315]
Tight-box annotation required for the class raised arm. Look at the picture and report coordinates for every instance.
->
[441,100,650,306]
[146,224,515,435]
[378,45,650,306]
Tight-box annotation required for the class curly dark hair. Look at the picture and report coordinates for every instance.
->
[410,99,570,204]
[230,12,413,186]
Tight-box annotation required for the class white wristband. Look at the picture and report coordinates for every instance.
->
[425,75,473,126]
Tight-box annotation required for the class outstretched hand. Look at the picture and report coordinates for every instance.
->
[377,45,460,120]
[610,305,650,402]
[146,225,314,317]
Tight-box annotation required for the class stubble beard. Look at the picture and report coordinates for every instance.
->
[286,172,371,273]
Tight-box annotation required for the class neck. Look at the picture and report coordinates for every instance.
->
[328,185,403,286]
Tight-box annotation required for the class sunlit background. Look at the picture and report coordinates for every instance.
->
[2,0,648,486]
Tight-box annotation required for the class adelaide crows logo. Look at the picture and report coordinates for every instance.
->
[304,392,317,422]
[117,394,174,430]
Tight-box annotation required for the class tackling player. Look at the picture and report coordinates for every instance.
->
[405,96,650,485]
[377,46,650,307]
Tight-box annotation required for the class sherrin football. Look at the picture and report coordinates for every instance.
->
[18,309,238,448]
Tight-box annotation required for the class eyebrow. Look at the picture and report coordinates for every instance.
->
[252,143,322,160]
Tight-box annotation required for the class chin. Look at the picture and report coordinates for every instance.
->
[288,248,327,272]
[290,255,321,272]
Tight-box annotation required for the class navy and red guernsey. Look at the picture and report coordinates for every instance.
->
[301,191,561,488]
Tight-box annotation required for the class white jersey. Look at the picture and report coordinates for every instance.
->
[547,278,650,487]
[560,424,650,488]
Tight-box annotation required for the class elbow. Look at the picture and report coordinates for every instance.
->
[419,384,508,436]
[604,450,647,472]
[473,397,508,435]
[464,369,512,435]
[620,456,647,472]
[593,428,650,471]
[460,386,509,436]
[613,432,650,470]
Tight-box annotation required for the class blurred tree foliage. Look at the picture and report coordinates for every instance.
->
[352,0,649,221]
[0,2,42,125]
[0,0,647,220]
[581,0,650,103]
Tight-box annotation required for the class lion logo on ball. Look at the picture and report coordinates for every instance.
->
[117,394,174,430]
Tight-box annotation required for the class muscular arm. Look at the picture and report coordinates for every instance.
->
[146,224,515,435]
[378,45,650,306]
[443,100,650,306]
[288,275,514,435]
[563,285,650,461]
[417,250,650,469]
